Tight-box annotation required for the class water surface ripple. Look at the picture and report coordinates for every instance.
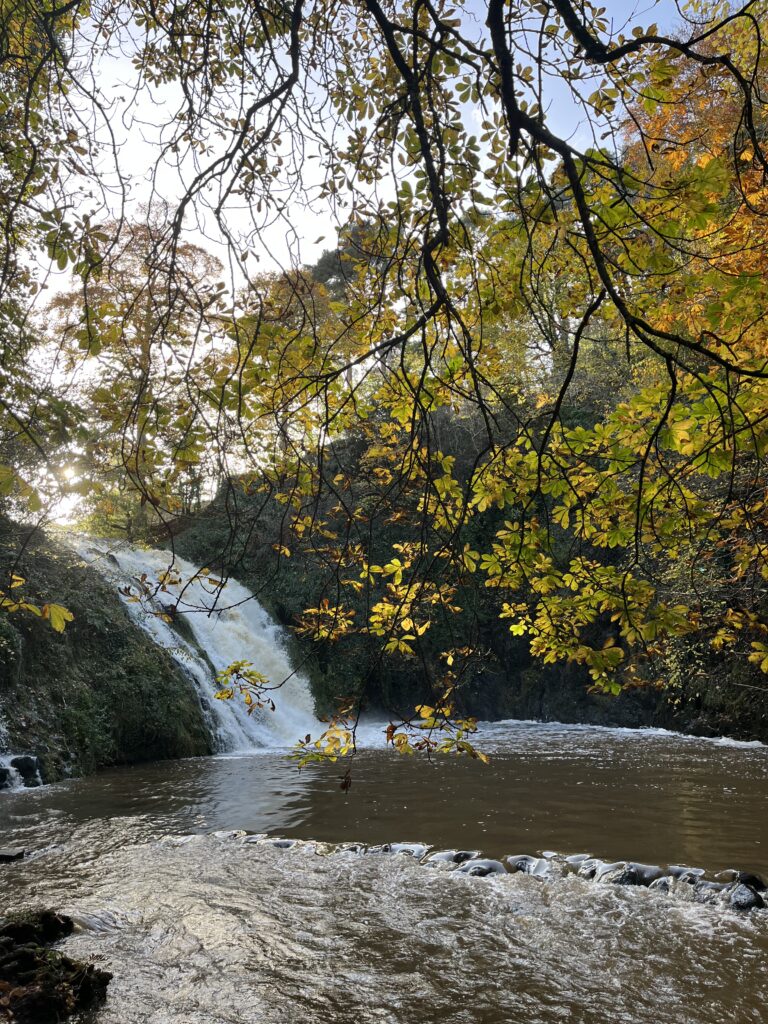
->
[1,721,767,1023]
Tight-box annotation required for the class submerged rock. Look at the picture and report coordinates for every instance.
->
[668,865,705,882]
[611,863,665,887]
[593,862,627,884]
[575,857,628,882]
[577,858,600,880]
[505,855,556,879]
[336,842,367,855]
[389,843,430,859]
[506,855,536,874]
[564,853,592,869]
[426,850,478,865]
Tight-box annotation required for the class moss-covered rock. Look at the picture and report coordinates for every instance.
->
[0,520,212,780]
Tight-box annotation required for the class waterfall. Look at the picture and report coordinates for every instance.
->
[74,539,320,752]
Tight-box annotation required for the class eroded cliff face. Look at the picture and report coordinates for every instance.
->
[0,521,211,782]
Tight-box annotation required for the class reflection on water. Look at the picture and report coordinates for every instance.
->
[3,721,768,872]
[1,721,767,1024]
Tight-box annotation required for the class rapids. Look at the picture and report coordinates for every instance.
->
[2,726,768,1023]
[2,543,768,1022]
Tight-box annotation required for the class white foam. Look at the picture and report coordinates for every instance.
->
[478,718,766,750]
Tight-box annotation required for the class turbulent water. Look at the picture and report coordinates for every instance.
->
[2,724,768,1024]
[3,542,767,1021]
[74,539,319,750]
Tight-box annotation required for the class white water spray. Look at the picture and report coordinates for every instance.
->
[74,539,320,752]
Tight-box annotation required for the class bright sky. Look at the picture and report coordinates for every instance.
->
[47,0,686,286]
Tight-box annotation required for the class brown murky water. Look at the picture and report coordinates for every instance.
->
[1,721,768,1023]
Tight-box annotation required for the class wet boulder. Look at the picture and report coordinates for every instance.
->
[160,834,200,848]
[564,854,592,871]
[0,910,73,946]
[729,883,766,912]
[577,858,600,880]
[612,863,665,887]
[336,842,366,855]
[693,880,730,905]
[509,856,558,879]
[10,756,41,787]
[367,843,429,857]
[593,862,627,884]
[713,868,766,890]
[0,767,15,790]
[426,850,478,865]
[0,849,25,864]
[389,843,430,859]
[452,851,479,864]
[506,855,536,874]
[270,838,298,850]
[240,834,268,845]
[454,858,507,878]
[210,830,247,842]
[649,876,672,894]
[0,914,111,1023]
[668,865,705,883]
[735,871,767,892]
[575,858,626,882]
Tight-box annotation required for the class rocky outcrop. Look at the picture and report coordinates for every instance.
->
[0,910,111,1023]
[0,520,212,782]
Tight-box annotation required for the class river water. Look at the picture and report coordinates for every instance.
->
[1,721,767,1023]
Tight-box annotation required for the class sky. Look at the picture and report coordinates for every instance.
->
[42,0,689,297]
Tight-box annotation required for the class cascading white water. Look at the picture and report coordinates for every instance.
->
[0,757,23,790]
[74,539,320,752]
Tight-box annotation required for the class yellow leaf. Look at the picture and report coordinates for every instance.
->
[42,603,74,633]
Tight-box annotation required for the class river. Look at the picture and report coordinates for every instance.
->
[1,721,767,1023]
